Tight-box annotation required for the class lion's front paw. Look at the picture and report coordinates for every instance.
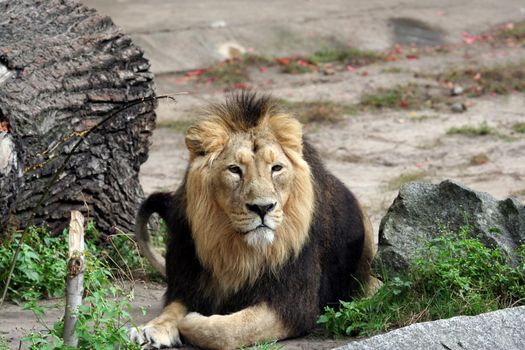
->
[129,322,182,349]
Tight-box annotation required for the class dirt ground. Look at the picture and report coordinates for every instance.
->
[3,6,525,350]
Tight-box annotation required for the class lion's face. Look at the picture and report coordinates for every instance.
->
[210,128,294,248]
[183,94,315,293]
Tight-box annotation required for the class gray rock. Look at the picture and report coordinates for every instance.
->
[376,180,525,273]
[335,306,525,350]
[450,102,467,112]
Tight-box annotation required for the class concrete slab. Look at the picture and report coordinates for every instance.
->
[82,0,525,73]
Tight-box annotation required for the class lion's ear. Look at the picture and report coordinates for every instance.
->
[185,120,229,159]
[268,114,304,155]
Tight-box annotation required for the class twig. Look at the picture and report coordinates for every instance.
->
[0,93,180,307]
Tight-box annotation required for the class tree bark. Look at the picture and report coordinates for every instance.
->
[0,0,156,235]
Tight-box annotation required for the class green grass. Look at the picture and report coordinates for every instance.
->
[470,153,490,166]
[447,121,497,137]
[497,21,525,41]
[278,99,357,123]
[512,122,525,133]
[0,223,148,349]
[0,220,164,303]
[241,340,283,350]
[387,170,428,191]
[0,336,7,350]
[0,221,167,348]
[358,84,443,110]
[318,225,525,337]
[200,54,273,87]
[441,63,525,96]
[156,119,195,133]
[308,47,383,66]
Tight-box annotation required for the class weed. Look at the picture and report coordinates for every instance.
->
[498,21,525,41]
[387,170,428,191]
[280,61,313,74]
[7,224,144,349]
[381,67,403,74]
[277,99,357,123]
[318,226,525,337]
[156,119,195,133]
[470,153,489,165]
[0,336,7,350]
[441,63,525,96]
[0,221,162,302]
[446,121,497,137]
[241,340,283,350]
[201,54,273,87]
[0,227,68,302]
[512,122,525,134]
[308,47,382,66]
[22,287,140,350]
[359,84,443,110]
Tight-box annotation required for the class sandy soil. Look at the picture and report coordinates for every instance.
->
[145,41,525,235]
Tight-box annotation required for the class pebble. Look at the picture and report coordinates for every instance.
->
[450,102,467,113]
[451,86,464,96]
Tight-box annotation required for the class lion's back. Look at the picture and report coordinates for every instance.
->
[303,140,366,307]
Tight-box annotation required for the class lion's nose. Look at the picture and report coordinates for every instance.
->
[246,202,276,218]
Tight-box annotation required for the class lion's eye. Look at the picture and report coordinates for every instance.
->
[271,164,283,173]
[228,165,242,175]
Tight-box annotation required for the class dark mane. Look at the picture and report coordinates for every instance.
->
[206,91,276,130]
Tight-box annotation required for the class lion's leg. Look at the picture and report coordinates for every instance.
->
[356,205,382,296]
[178,303,289,350]
[129,301,187,349]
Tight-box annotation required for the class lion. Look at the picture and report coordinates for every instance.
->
[129,92,380,350]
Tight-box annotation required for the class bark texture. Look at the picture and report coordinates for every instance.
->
[0,0,156,234]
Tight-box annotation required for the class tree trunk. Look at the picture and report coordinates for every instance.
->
[0,0,156,235]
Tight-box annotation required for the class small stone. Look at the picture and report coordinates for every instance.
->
[451,85,464,96]
[450,102,466,113]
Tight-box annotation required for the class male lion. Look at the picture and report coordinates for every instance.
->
[129,92,379,349]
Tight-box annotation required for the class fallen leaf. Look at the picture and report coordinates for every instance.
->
[276,57,290,65]
[297,59,309,67]
[186,69,206,77]
[0,120,9,132]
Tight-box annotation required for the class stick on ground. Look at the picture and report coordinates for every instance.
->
[63,211,85,347]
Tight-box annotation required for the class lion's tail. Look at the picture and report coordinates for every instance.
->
[135,192,172,277]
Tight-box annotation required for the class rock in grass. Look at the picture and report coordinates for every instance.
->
[335,306,525,350]
[375,180,525,274]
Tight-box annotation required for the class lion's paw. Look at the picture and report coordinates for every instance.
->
[129,322,182,349]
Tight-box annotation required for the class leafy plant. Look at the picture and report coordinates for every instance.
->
[318,225,525,337]
[0,227,68,302]
[22,287,140,350]
[17,225,142,349]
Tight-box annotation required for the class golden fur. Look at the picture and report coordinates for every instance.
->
[185,111,314,298]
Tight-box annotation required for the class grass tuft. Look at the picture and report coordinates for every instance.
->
[308,47,383,66]
[318,225,525,337]
[387,170,428,191]
[278,99,357,124]
[447,121,497,137]
[512,122,525,134]
[441,63,525,96]
[200,54,273,87]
